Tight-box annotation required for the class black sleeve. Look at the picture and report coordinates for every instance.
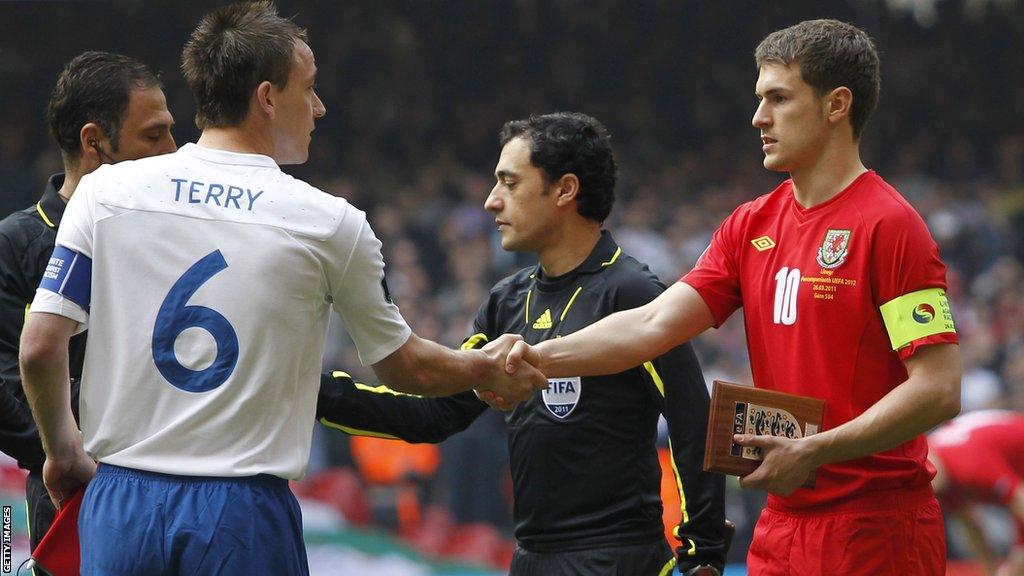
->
[0,380,45,469]
[316,370,487,443]
[652,342,727,572]
[316,304,493,444]
[616,271,727,572]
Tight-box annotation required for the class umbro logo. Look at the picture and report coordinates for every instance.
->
[532,309,553,329]
[751,235,776,251]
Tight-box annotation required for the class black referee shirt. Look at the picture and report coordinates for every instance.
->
[0,174,86,468]
[317,231,726,568]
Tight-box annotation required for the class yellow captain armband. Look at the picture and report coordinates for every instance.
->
[879,288,956,350]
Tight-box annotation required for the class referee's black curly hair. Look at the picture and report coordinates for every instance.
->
[47,51,161,165]
[499,112,617,223]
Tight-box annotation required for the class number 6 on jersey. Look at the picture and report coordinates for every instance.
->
[152,250,239,393]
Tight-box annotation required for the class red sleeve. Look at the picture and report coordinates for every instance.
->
[681,210,743,327]
[870,201,959,360]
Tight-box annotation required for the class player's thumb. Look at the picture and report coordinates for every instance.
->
[732,434,767,446]
[506,340,529,374]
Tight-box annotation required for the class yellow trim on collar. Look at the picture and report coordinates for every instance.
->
[35,202,56,228]
[600,247,622,267]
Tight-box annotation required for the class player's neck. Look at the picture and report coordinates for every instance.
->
[789,141,867,209]
[537,222,602,278]
[198,126,275,161]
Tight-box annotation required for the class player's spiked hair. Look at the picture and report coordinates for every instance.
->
[499,112,617,223]
[755,19,881,139]
[47,51,162,164]
[182,1,307,129]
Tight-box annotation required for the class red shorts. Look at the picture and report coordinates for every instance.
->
[747,489,946,576]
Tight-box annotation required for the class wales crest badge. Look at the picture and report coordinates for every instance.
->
[816,229,850,269]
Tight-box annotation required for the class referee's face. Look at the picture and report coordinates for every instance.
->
[486,137,559,253]
[109,86,177,162]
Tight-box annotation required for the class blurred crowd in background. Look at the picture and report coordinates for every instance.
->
[2,0,1023,569]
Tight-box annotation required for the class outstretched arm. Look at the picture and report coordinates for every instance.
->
[509,282,716,379]
[373,333,546,406]
[317,371,487,443]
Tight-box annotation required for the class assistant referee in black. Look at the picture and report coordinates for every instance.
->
[317,112,727,575]
[0,51,175,551]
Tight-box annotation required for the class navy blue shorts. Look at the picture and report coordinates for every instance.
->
[79,463,309,576]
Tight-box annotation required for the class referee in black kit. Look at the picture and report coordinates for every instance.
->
[317,113,727,575]
[0,52,175,550]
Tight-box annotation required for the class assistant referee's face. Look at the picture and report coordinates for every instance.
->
[486,137,560,253]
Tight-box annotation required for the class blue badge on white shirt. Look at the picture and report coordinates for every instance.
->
[39,245,92,310]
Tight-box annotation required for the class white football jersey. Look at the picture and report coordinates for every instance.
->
[31,143,411,479]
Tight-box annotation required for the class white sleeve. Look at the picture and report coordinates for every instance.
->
[327,210,411,366]
[29,172,98,333]
[29,288,88,334]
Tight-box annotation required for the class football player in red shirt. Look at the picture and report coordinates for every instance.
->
[496,19,962,575]
[930,411,1024,576]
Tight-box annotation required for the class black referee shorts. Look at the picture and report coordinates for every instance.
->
[26,469,55,552]
[510,538,674,576]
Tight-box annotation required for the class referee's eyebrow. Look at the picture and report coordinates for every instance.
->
[496,169,518,179]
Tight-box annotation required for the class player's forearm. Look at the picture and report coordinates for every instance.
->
[535,282,714,378]
[19,331,78,458]
[802,344,960,467]
[534,306,655,377]
[373,334,490,396]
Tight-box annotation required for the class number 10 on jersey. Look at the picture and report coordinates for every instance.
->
[773,267,800,326]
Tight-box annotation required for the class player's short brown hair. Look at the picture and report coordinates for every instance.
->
[181,1,307,129]
[755,19,880,139]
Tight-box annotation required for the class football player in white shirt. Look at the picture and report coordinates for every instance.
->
[19,3,545,574]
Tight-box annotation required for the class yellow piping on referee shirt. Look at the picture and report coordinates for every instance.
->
[643,361,697,557]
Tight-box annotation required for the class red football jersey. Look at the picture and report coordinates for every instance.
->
[683,170,958,509]
[930,410,1024,507]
